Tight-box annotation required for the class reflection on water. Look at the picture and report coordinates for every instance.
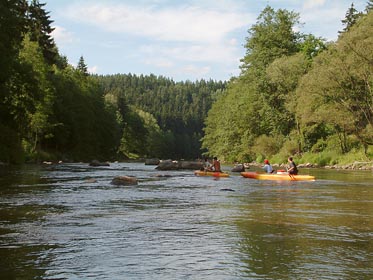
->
[0,163,372,279]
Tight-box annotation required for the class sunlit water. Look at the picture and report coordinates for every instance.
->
[0,163,372,279]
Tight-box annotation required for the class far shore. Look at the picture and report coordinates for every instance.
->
[245,161,373,171]
[1,159,372,171]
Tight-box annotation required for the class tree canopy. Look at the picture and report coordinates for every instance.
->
[1,2,371,166]
[202,6,372,165]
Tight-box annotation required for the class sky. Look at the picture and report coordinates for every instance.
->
[47,0,368,81]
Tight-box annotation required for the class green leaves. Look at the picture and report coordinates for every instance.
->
[203,5,303,161]
[296,11,373,152]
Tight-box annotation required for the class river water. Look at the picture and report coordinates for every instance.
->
[0,162,372,279]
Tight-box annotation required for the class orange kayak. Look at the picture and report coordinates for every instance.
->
[241,172,315,181]
[194,170,230,177]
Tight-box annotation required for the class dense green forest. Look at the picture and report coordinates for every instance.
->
[0,0,225,163]
[1,1,372,165]
[94,74,226,159]
[202,4,373,165]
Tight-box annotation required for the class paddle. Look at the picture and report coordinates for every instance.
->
[286,167,295,180]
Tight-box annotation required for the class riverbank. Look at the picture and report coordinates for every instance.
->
[1,158,372,171]
[246,161,373,171]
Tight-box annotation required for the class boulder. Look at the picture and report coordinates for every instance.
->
[179,161,204,170]
[155,160,179,170]
[89,160,110,167]
[156,160,203,170]
[231,164,245,172]
[111,176,138,186]
[145,158,160,165]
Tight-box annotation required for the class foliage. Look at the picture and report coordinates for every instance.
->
[202,5,373,163]
[77,56,88,76]
[1,2,372,165]
[28,0,58,65]
[339,3,362,35]
[366,0,373,12]
[95,74,226,159]
[203,5,304,161]
[296,11,373,154]
[251,134,284,158]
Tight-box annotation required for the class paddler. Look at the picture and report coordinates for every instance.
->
[287,157,298,175]
[203,157,212,171]
[212,157,222,172]
[263,159,274,173]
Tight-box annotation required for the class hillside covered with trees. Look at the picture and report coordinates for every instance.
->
[94,74,225,159]
[0,0,224,163]
[1,0,372,166]
[202,3,373,166]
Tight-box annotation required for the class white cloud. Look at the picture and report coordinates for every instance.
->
[64,2,251,44]
[302,0,326,10]
[181,64,211,77]
[88,65,99,74]
[140,42,240,64]
[300,2,352,40]
[143,57,174,68]
[51,25,75,45]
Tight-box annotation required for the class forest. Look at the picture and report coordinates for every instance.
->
[1,0,372,166]
[203,3,373,165]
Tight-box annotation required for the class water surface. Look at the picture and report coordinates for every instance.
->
[0,163,372,279]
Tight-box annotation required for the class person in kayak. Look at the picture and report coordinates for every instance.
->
[263,159,274,173]
[287,157,298,175]
[203,157,212,171]
[212,157,222,172]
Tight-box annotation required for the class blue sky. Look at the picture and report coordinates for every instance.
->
[47,0,367,81]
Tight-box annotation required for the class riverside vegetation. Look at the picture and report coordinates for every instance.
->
[1,1,372,169]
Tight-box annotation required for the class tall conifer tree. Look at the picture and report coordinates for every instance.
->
[28,0,58,65]
[339,3,361,34]
[77,56,89,76]
[366,0,373,12]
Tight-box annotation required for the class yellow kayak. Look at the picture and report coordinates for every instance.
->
[241,172,315,181]
[194,170,230,177]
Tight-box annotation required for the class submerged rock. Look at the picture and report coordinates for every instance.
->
[111,176,138,186]
[85,178,97,183]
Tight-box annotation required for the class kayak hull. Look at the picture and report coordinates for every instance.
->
[241,172,315,181]
[194,170,230,177]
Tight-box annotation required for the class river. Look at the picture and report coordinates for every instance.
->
[0,162,372,279]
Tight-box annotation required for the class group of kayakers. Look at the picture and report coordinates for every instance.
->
[262,157,298,175]
[202,156,298,175]
[202,157,222,172]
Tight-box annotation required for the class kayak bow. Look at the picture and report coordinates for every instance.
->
[194,170,230,177]
[241,171,315,181]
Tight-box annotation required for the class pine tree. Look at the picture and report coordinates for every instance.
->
[77,56,89,76]
[28,0,58,65]
[339,3,361,34]
[366,0,373,12]
[0,0,28,84]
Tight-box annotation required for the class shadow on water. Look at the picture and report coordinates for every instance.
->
[0,163,372,279]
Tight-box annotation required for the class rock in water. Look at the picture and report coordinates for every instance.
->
[111,176,138,186]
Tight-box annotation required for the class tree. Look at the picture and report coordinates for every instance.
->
[77,55,88,76]
[28,0,58,65]
[296,12,373,154]
[18,35,55,155]
[241,5,300,73]
[202,6,303,161]
[339,3,361,35]
[366,0,373,12]
[298,34,327,59]
[0,0,27,85]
